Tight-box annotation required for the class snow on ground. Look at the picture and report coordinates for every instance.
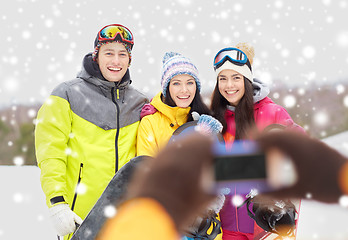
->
[1,131,348,239]
[0,166,56,239]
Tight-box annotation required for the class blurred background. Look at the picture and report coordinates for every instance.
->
[1,0,348,239]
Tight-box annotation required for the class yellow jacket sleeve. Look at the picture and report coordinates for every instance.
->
[97,198,180,240]
[137,116,158,157]
[35,96,72,207]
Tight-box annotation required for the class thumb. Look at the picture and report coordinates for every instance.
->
[73,212,83,225]
[191,111,200,121]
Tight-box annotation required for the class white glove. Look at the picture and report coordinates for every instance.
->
[49,203,83,236]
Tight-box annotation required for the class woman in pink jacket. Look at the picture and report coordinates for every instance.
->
[210,43,304,240]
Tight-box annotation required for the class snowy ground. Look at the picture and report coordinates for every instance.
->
[1,132,348,240]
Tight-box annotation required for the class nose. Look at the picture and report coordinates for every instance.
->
[111,55,121,64]
[226,79,234,88]
[181,83,189,92]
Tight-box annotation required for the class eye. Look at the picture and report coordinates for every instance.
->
[219,77,226,81]
[105,52,113,56]
[120,53,128,57]
[172,82,180,86]
[187,81,195,85]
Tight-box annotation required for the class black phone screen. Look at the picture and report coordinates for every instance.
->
[215,153,267,181]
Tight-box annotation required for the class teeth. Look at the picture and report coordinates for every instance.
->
[178,96,190,99]
[108,67,121,71]
[226,90,237,94]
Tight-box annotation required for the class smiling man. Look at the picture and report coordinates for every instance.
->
[35,24,148,240]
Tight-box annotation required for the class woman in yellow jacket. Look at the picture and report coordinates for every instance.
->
[137,52,213,157]
[137,52,223,240]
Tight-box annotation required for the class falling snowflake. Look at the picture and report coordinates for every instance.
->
[186,21,195,30]
[13,156,24,166]
[104,205,117,218]
[339,195,348,207]
[13,193,24,203]
[337,32,348,48]
[336,84,345,94]
[234,3,243,12]
[314,111,329,126]
[302,45,316,59]
[343,95,348,107]
[231,194,244,207]
[22,30,31,39]
[283,95,296,108]
[76,183,87,195]
[45,19,54,28]
[211,31,221,43]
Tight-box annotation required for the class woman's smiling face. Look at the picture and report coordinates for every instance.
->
[169,74,196,108]
[218,69,245,106]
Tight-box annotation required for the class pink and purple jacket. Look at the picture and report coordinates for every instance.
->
[220,79,304,237]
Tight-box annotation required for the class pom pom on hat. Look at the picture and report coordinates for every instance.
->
[236,42,255,66]
[162,52,181,64]
[161,52,201,97]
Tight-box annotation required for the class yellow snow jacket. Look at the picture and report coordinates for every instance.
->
[35,65,147,239]
[137,92,190,157]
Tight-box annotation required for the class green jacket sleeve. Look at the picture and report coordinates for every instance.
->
[35,95,72,207]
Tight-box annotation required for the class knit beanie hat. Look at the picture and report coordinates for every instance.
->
[161,52,201,97]
[215,42,255,82]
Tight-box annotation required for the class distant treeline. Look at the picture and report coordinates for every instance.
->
[1,80,347,165]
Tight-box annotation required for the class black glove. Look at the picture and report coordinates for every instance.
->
[248,195,296,237]
[127,133,215,231]
[257,131,348,203]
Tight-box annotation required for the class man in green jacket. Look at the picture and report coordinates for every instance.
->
[35,24,148,239]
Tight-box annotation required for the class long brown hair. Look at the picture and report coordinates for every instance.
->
[211,77,255,139]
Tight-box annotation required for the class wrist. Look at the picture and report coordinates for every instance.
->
[50,196,66,207]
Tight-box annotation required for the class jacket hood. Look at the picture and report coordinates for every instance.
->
[150,92,190,126]
[79,53,132,89]
[252,78,270,103]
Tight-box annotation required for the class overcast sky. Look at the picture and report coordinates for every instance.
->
[1,0,348,107]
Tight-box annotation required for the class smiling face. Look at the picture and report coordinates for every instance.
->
[218,69,245,106]
[96,42,129,82]
[168,74,197,108]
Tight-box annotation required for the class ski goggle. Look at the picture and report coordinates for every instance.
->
[97,24,134,46]
[213,47,248,70]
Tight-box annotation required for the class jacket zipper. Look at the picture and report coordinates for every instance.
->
[111,87,120,173]
[71,163,83,211]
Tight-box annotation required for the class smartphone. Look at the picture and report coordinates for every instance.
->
[213,140,271,195]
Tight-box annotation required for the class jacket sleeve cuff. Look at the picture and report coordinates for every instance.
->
[50,196,66,206]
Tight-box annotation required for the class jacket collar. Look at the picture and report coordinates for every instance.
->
[79,53,132,90]
[151,92,190,126]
